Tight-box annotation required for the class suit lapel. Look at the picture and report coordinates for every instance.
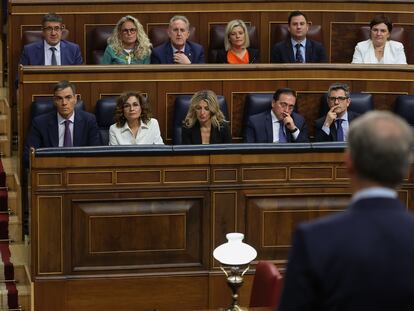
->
[73,112,84,146]
[305,40,312,63]
[286,40,295,62]
[184,43,193,63]
[166,44,174,64]
[330,123,338,141]
[265,112,273,143]
[60,40,67,65]
[37,41,46,65]
[48,114,59,147]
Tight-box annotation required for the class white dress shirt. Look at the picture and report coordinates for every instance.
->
[108,118,164,145]
[271,110,299,142]
[44,41,61,65]
[352,39,407,64]
[57,112,74,147]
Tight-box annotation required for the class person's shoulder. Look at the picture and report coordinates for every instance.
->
[77,110,97,120]
[297,209,352,235]
[32,111,55,123]
[308,38,324,48]
[388,40,404,48]
[292,111,305,121]
[355,39,370,48]
[153,42,169,52]
[273,39,289,49]
[187,40,204,50]
[314,115,325,127]
[24,40,43,50]
[60,39,81,48]
[249,110,269,122]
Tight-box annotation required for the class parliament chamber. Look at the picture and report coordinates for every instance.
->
[5,0,414,310]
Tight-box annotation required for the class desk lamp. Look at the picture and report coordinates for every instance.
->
[213,233,257,311]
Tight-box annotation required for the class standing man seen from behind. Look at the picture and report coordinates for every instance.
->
[19,12,83,66]
[278,111,414,311]
[24,80,100,166]
[315,82,360,142]
[151,15,205,64]
[245,88,309,143]
[271,11,327,63]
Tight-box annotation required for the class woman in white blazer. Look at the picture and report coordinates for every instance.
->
[352,15,407,64]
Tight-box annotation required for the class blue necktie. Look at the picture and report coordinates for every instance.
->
[295,43,304,63]
[50,47,57,65]
[279,121,287,143]
[336,119,344,142]
[63,120,72,147]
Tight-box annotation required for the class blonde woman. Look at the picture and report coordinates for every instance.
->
[102,15,151,64]
[181,90,231,144]
[216,19,259,64]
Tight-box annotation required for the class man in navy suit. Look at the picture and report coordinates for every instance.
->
[278,111,414,311]
[151,15,205,64]
[245,88,309,143]
[271,11,327,63]
[23,80,100,166]
[19,12,83,66]
[315,82,360,142]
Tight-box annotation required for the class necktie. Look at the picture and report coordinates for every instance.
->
[295,43,304,63]
[336,119,344,142]
[279,121,287,143]
[63,120,72,147]
[50,47,57,65]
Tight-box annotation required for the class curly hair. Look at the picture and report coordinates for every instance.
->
[107,15,152,61]
[183,90,226,129]
[224,19,250,51]
[114,92,152,128]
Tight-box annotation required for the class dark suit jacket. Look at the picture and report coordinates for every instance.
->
[19,40,83,65]
[181,121,231,144]
[314,110,360,142]
[23,110,101,166]
[216,47,260,63]
[150,41,205,64]
[271,38,327,63]
[278,197,414,311]
[244,110,309,143]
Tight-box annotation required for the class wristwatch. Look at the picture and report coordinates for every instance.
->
[288,127,298,133]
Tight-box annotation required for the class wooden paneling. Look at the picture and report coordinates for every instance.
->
[30,146,414,310]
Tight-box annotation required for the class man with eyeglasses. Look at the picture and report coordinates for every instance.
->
[151,15,205,64]
[19,12,83,66]
[245,88,309,143]
[315,82,360,142]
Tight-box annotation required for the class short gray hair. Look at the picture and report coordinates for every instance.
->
[328,82,350,98]
[348,111,413,187]
[169,15,190,30]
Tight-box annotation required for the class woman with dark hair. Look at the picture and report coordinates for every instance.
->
[181,90,231,144]
[352,14,407,64]
[102,15,152,64]
[109,92,163,145]
[216,19,259,64]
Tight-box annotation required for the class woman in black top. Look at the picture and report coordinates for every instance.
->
[181,90,231,144]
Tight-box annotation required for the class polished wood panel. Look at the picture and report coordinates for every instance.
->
[30,146,414,310]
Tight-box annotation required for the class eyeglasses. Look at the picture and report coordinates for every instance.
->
[43,26,63,33]
[123,102,140,110]
[122,28,137,34]
[278,102,295,111]
[328,96,349,102]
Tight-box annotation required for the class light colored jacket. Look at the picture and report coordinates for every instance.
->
[352,39,407,64]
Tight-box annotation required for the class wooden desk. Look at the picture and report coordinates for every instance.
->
[29,144,414,310]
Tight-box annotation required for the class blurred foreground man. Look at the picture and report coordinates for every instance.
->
[278,111,414,311]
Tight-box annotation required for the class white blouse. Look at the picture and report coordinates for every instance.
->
[352,39,407,64]
[109,118,164,145]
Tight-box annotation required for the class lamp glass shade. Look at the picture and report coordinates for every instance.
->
[213,233,257,265]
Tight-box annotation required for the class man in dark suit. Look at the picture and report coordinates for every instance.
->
[278,111,414,311]
[244,88,309,143]
[23,80,100,166]
[315,82,360,142]
[19,12,83,66]
[151,15,205,64]
[271,11,327,63]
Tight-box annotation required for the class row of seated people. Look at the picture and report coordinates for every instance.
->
[23,79,414,166]
[19,11,408,67]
